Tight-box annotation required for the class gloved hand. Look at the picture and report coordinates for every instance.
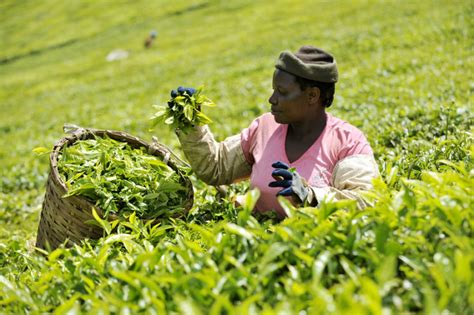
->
[268,161,316,205]
[171,86,196,98]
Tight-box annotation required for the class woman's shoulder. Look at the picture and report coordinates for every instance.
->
[326,113,367,139]
[325,113,373,157]
[246,112,279,131]
[240,112,283,161]
[257,112,277,124]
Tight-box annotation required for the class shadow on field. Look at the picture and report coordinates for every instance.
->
[0,38,78,65]
[0,2,212,66]
[168,2,210,17]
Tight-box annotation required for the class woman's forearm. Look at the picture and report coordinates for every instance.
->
[176,126,252,186]
[308,154,380,208]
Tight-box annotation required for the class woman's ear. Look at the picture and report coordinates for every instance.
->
[308,87,321,105]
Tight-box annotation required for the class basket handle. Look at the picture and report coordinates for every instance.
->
[151,136,190,168]
[63,124,88,136]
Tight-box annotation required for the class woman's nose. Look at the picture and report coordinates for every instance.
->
[268,91,277,105]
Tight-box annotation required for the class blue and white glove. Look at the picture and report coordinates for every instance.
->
[268,161,316,205]
[171,86,196,98]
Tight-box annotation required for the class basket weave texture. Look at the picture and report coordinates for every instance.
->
[36,128,193,250]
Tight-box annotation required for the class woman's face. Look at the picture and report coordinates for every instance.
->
[268,69,314,124]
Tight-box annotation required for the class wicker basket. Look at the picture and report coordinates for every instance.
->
[35,127,193,250]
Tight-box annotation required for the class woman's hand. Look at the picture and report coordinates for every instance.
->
[170,86,196,98]
[268,161,316,205]
[150,86,215,133]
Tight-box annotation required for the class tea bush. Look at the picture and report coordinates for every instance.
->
[0,0,472,313]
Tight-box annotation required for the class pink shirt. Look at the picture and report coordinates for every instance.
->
[240,112,373,217]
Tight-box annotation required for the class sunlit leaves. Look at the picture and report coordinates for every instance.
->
[57,135,188,219]
[0,167,473,313]
[150,87,216,133]
[1,0,473,314]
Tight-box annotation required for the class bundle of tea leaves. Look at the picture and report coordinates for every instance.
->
[150,86,215,132]
[57,135,188,219]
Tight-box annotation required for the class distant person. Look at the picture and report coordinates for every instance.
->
[144,30,157,48]
[170,46,379,218]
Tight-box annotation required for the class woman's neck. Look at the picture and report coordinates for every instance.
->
[288,110,327,140]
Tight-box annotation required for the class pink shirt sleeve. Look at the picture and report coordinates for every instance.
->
[240,118,260,165]
[337,129,373,160]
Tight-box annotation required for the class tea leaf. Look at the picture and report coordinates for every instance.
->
[150,87,216,133]
[57,135,189,220]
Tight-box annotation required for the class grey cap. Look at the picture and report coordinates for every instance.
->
[275,46,338,83]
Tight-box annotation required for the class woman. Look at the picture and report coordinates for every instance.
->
[174,46,379,218]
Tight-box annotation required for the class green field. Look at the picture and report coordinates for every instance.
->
[0,0,473,313]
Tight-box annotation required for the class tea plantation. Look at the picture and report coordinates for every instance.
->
[0,0,472,313]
